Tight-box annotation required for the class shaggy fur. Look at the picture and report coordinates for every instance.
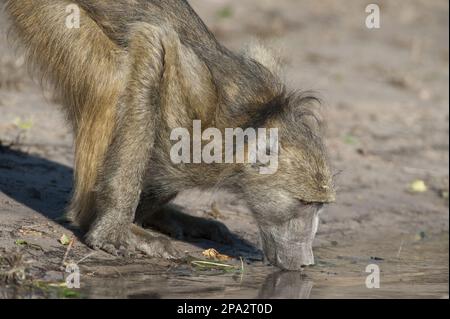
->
[3,0,335,269]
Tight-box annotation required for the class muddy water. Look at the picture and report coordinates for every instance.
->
[68,232,448,299]
[1,232,447,299]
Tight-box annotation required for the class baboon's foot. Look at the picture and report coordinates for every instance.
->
[141,204,234,244]
[85,224,180,259]
[85,225,133,257]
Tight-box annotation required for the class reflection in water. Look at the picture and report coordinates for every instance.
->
[258,271,313,299]
[53,268,314,299]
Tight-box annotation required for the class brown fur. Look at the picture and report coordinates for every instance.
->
[3,0,336,269]
[4,0,126,230]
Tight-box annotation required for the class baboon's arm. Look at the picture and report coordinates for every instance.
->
[84,24,181,257]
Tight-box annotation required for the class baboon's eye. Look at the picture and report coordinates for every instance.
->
[296,198,313,206]
[250,161,270,170]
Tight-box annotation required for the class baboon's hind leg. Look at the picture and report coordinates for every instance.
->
[136,193,234,245]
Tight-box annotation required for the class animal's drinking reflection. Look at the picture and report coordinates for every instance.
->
[258,271,313,299]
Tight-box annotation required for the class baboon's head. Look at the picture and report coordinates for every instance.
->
[240,93,336,270]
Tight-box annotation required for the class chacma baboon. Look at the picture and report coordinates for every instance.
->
[3,0,336,270]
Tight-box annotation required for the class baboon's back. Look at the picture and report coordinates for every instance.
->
[74,0,218,49]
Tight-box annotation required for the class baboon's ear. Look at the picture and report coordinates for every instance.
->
[280,92,324,134]
[243,42,282,76]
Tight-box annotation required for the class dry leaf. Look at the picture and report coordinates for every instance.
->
[18,226,46,237]
[202,248,231,261]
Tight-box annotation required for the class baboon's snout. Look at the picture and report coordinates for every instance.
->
[259,206,321,271]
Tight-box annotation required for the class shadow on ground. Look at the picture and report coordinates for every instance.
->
[0,143,73,220]
[0,143,260,258]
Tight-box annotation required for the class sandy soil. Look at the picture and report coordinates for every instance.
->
[0,0,448,298]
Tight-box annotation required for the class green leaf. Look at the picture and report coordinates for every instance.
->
[344,134,358,145]
[15,239,28,246]
[217,6,233,19]
[59,234,71,245]
[13,117,33,130]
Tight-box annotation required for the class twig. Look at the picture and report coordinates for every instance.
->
[61,237,75,267]
[396,239,404,258]
[20,223,48,230]
[76,252,96,265]
[191,260,236,269]
[113,267,123,279]
[239,257,245,283]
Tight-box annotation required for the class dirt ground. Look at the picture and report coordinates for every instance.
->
[0,0,448,299]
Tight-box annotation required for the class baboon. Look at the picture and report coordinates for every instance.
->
[3,0,336,270]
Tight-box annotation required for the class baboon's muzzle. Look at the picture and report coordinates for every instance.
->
[259,205,322,270]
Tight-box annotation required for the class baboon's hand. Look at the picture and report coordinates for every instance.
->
[85,224,180,259]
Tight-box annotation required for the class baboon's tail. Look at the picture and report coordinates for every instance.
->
[4,0,126,230]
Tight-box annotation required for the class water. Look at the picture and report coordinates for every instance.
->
[68,232,450,299]
[1,232,447,299]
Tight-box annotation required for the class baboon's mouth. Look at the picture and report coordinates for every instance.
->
[258,211,320,270]
[260,231,315,270]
